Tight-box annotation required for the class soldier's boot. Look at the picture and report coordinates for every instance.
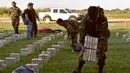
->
[98,65,104,73]
[72,60,85,73]
[97,56,105,73]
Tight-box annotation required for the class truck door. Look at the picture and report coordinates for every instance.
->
[59,9,68,20]
[51,9,59,20]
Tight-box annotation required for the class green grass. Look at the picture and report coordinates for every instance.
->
[0,23,130,73]
[40,25,130,73]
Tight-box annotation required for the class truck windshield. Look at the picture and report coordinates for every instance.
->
[65,9,72,13]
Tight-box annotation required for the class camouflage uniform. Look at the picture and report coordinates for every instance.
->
[73,6,110,73]
[63,20,80,46]
[61,20,81,46]
[9,6,21,34]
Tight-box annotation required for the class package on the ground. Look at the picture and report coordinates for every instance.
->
[10,53,20,61]
[20,48,29,56]
[0,60,6,70]
[58,41,64,48]
[27,44,36,53]
[47,48,56,55]
[39,54,50,63]
[5,57,16,65]
[52,45,60,52]
[32,58,43,67]
[26,64,39,73]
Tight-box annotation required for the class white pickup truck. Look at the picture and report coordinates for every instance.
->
[39,8,83,23]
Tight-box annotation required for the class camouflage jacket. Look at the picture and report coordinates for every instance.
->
[9,6,21,17]
[80,14,110,51]
[63,20,81,36]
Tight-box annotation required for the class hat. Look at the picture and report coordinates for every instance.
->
[28,2,34,6]
[12,1,16,4]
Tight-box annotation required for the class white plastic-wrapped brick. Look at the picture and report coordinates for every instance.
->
[50,35,55,40]
[0,60,4,65]
[0,41,5,48]
[47,48,53,56]
[52,45,60,52]
[10,53,20,61]
[60,32,64,36]
[32,58,43,67]
[64,35,68,40]
[126,38,130,42]
[58,41,64,48]
[0,40,6,45]
[47,48,56,55]
[39,54,50,63]
[116,32,119,37]
[5,37,16,43]
[12,34,19,38]
[41,37,49,42]
[26,64,39,73]
[37,40,44,47]
[27,44,36,53]
[20,48,29,56]
[0,60,6,70]
[125,33,129,38]
[7,31,14,35]
[83,35,98,62]
[123,35,127,39]
[5,37,11,43]
[56,33,61,37]
[11,37,16,42]
[0,33,4,38]
[41,51,47,54]
[5,57,16,65]
[33,42,41,47]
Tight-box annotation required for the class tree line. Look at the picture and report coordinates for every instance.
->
[0,7,130,18]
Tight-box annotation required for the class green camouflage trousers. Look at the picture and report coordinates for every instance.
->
[11,16,20,34]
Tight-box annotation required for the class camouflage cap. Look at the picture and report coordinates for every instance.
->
[28,2,34,6]
[12,1,16,4]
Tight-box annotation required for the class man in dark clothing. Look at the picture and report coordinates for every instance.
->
[9,1,21,34]
[24,2,39,39]
[30,3,39,38]
[72,6,110,73]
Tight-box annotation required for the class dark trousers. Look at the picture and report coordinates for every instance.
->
[11,17,20,34]
[31,21,38,37]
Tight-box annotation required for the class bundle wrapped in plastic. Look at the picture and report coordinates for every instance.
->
[26,64,39,73]
[83,35,98,62]
[10,53,20,61]
[0,60,6,70]
[58,41,64,48]
[32,58,43,67]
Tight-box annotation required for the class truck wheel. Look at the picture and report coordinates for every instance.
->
[69,16,77,20]
[43,17,51,23]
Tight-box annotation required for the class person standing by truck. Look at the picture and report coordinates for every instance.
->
[24,2,39,39]
[30,3,40,38]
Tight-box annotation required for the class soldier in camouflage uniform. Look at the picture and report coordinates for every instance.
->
[9,1,21,34]
[56,18,81,51]
[72,6,110,73]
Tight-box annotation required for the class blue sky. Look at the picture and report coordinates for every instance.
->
[0,0,129,10]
